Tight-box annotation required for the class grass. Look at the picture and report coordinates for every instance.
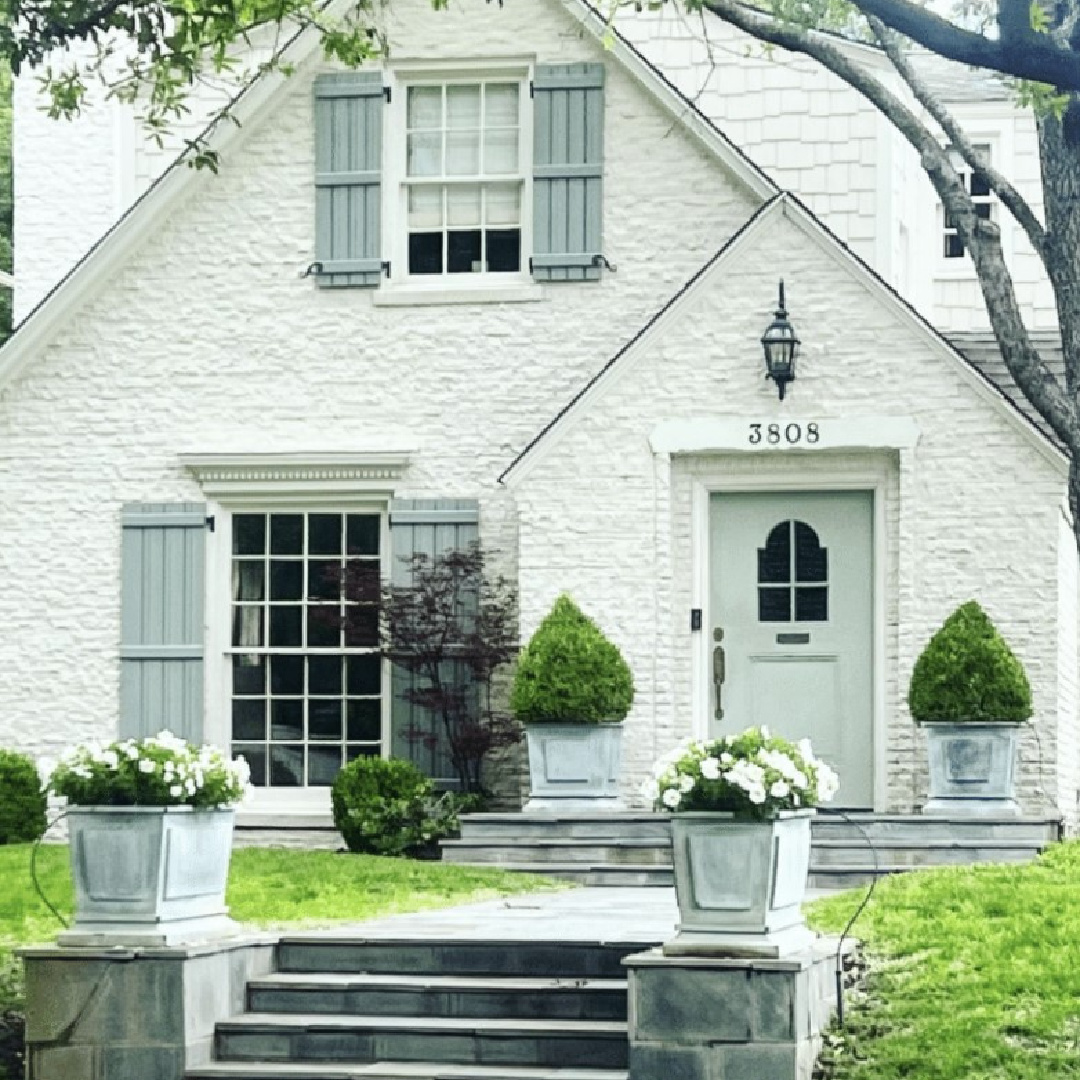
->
[806,839,1080,1079]
[0,843,565,1013]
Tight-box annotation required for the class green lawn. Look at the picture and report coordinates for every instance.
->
[0,844,565,1013]
[806,839,1080,1079]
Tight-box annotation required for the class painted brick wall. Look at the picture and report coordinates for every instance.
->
[0,0,760,780]
[511,206,1071,820]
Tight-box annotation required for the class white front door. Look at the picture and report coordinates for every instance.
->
[710,491,874,807]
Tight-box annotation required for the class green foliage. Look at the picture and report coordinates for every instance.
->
[907,600,1032,723]
[806,841,1080,1079]
[47,732,250,807]
[330,756,467,857]
[510,594,634,725]
[0,751,46,846]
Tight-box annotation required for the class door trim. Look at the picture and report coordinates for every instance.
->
[690,463,888,811]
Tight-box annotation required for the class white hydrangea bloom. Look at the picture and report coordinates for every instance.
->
[169,784,183,798]
[678,773,695,793]
[641,778,660,801]
[720,752,734,764]
[138,759,156,774]
[748,785,767,804]
[700,757,720,781]
[769,780,790,799]
[661,788,682,809]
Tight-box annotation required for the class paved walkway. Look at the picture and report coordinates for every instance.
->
[281,885,837,943]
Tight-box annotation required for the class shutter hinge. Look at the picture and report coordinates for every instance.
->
[205,515,216,532]
[382,260,391,278]
[383,85,391,103]
[592,254,617,273]
[529,80,535,99]
[528,256,534,273]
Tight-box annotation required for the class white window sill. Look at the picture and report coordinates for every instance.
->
[372,283,544,307]
[933,263,978,281]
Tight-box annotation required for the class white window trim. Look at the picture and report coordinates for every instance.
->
[181,452,407,815]
[381,57,537,303]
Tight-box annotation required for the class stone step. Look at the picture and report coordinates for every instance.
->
[215,1014,628,1069]
[809,838,1045,868]
[463,864,674,887]
[189,1063,626,1080]
[246,973,628,1021]
[275,939,649,979]
[440,840,672,867]
[458,814,672,841]
[808,865,909,890]
[811,814,1060,846]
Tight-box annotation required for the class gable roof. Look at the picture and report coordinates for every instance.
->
[498,191,1066,485]
[0,0,777,394]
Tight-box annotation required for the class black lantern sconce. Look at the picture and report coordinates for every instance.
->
[761,280,800,400]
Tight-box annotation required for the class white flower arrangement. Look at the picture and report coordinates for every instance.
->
[46,731,251,809]
[643,726,839,818]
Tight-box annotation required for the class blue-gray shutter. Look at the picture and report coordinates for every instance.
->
[314,71,385,288]
[120,503,206,742]
[532,63,605,282]
[388,499,480,787]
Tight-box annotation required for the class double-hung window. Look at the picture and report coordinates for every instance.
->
[942,143,993,260]
[404,79,525,278]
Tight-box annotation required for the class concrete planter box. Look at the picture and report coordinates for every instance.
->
[523,722,624,811]
[665,811,816,958]
[63,806,239,946]
[923,722,1022,816]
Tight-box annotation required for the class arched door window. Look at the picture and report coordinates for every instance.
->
[757,520,828,622]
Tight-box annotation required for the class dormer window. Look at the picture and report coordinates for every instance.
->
[943,143,993,259]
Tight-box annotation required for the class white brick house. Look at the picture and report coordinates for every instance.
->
[1,0,1075,826]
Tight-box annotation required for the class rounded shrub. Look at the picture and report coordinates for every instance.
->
[331,756,461,856]
[907,600,1032,723]
[0,748,48,844]
[510,594,634,725]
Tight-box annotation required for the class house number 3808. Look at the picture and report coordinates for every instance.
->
[748,422,820,445]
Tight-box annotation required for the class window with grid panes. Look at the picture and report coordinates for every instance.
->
[943,143,993,259]
[757,520,829,623]
[405,80,524,277]
[229,512,383,787]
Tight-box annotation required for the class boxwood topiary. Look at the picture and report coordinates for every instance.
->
[510,594,634,725]
[907,600,1032,724]
[0,748,48,844]
[331,756,464,856]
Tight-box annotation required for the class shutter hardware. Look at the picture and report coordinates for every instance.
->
[383,86,391,103]
[205,516,216,532]
[528,254,616,273]
[300,261,323,278]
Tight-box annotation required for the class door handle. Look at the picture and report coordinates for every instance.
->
[713,627,725,720]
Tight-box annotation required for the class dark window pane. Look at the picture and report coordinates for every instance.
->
[486,228,520,272]
[232,606,264,647]
[347,744,380,762]
[757,522,791,584]
[975,202,992,219]
[270,561,303,601]
[270,655,304,695]
[795,587,829,622]
[234,745,266,786]
[945,234,964,258]
[309,746,343,787]
[309,655,342,695]
[308,514,342,556]
[345,606,380,647]
[344,561,380,604]
[347,516,380,556]
[232,699,266,741]
[270,606,303,647]
[308,560,341,601]
[448,229,482,273]
[758,587,791,622]
[409,232,442,274]
[271,700,304,741]
[794,521,827,583]
[233,515,266,556]
[348,654,381,696]
[309,700,343,741]
[348,699,382,742]
[233,655,266,695]
[970,171,991,198]
[308,607,341,647]
[270,515,304,555]
[270,745,304,786]
[232,561,265,601]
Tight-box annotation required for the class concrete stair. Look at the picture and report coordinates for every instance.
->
[186,938,641,1080]
[440,811,1062,888]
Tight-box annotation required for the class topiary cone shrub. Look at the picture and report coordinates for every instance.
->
[0,748,48,844]
[510,594,634,724]
[907,600,1032,724]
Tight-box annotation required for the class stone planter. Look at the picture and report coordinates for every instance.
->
[523,722,624,811]
[62,806,239,946]
[922,721,1022,816]
[665,811,816,958]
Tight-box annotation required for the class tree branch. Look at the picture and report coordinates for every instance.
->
[697,0,1078,448]
[838,0,1080,89]
[868,16,1048,267]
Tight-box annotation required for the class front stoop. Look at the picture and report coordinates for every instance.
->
[440,812,1062,888]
